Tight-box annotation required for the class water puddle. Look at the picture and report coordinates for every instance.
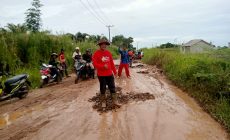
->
[0,105,43,128]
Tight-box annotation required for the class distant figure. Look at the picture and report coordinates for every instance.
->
[118,46,131,78]
[128,49,134,67]
[49,53,59,77]
[137,51,142,59]
[141,50,144,58]
[59,49,69,77]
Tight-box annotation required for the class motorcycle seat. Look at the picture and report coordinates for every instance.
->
[5,74,28,85]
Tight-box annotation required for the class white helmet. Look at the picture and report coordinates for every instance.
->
[75,47,80,50]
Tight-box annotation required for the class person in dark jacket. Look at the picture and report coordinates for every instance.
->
[82,49,91,62]
[83,49,95,78]
[118,46,131,78]
[49,53,59,77]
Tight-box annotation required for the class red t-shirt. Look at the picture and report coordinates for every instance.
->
[59,53,65,63]
[93,50,117,76]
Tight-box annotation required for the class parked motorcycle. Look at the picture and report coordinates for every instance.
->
[40,63,62,88]
[85,62,95,79]
[74,61,86,84]
[0,73,30,101]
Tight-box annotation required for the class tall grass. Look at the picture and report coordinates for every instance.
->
[143,48,230,132]
[0,32,119,88]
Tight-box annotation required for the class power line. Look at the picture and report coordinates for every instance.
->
[79,0,106,25]
[92,0,113,24]
[85,0,109,25]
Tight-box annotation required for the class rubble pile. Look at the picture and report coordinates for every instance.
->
[89,87,155,113]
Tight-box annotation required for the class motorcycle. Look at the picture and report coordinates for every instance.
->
[85,62,95,79]
[74,60,86,84]
[40,63,62,88]
[0,73,30,101]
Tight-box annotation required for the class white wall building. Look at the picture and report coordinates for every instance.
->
[181,39,214,53]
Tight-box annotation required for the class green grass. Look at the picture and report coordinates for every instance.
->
[142,48,230,132]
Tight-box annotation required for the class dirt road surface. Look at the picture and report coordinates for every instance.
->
[0,62,228,140]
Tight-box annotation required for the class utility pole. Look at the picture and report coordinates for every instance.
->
[106,25,114,43]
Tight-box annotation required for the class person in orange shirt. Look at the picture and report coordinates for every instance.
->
[59,49,69,77]
[128,49,134,67]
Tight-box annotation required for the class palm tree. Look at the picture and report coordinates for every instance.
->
[6,23,28,33]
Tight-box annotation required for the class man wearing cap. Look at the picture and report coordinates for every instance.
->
[72,47,82,60]
[92,39,119,107]
[72,47,82,68]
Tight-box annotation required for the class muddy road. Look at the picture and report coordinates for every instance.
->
[0,62,228,140]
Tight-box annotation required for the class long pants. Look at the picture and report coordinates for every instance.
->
[118,63,130,77]
[61,62,69,77]
[98,76,115,95]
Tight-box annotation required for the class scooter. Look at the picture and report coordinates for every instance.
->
[0,73,30,101]
[40,63,62,88]
[85,62,95,79]
[74,61,86,84]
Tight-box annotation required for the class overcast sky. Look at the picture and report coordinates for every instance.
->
[0,0,229,47]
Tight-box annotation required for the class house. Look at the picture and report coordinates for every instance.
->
[181,39,214,53]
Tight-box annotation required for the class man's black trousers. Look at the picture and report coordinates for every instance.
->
[98,75,115,95]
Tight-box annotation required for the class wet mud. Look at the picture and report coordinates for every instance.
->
[89,87,155,113]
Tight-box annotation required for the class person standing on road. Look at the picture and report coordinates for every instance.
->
[118,46,131,78]
[92,39,118,108]
[128,49,134,67]
[59,49,70,77]
[49,53,59,78]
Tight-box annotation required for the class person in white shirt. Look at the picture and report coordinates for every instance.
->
[72,47,82,69]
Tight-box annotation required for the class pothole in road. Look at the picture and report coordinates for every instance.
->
[137,69,149,74]
[88,87,155,113]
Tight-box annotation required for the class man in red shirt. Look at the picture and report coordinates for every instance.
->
[93,39,118,107]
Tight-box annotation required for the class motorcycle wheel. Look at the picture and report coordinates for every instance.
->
[40,78,48,88]
[18,83,29,99]
[57,73,62,84]
[75,73,80,84]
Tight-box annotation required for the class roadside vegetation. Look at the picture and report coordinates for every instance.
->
[0,0,135,88]
[0,30,121,88]
[142,47,230,132]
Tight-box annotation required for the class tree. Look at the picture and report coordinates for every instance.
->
[158,42,179,48]
[6,23,28,33]
[112,35,134,48]
[25,0,43,32]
